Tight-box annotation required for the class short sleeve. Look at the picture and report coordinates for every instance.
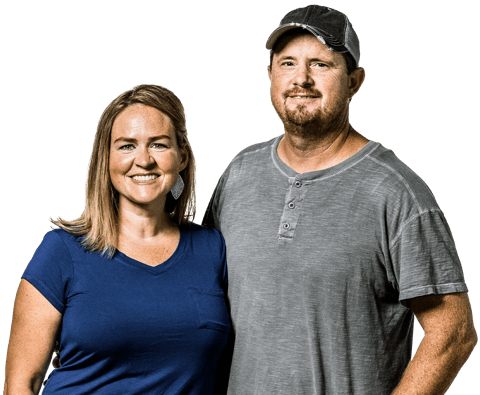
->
[202,169,231,232]
[202,182,222,230]
[390,210,468,307]
[202,191,216,228]
[22,230,74,314]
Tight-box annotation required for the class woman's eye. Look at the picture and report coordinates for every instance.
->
[151,143,167,149]
[119,144,134,151]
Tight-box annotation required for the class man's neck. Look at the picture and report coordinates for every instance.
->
[277,124,369,174]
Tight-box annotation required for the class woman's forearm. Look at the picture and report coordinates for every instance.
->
[4,380,37,395]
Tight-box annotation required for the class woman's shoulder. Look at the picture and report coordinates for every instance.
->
[182,222,225,250]
[36,228,70,251]
[180,223,226,280]
[41,228,82,250]
[182,222,221,236]
[35,228,92,264]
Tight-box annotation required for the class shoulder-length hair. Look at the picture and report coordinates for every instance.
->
[52,84,195,257]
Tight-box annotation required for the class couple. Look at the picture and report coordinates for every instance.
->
[4,5,476,395]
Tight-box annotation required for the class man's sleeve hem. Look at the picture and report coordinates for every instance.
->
[399,282,468,307]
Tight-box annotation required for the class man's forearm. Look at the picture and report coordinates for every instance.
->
[391,330,477,395]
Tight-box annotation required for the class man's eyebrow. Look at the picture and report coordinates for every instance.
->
[277,54,333,62]
[308,57,333,63]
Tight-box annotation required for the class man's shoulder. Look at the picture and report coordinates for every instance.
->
[205,136,280,220]
[364,144,440,212]
[366,144,428,188]
[230,136,278,165]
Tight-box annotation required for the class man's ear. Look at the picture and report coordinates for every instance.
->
[348,67,365,99]
[268,65,272,81]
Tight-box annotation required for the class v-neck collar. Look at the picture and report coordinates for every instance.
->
[113,228,187,276]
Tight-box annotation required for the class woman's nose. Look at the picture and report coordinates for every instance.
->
[134,147,154,168]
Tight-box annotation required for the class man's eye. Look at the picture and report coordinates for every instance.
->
[119,144,134,151]
[313,62,327,68]
[281,61,294,66]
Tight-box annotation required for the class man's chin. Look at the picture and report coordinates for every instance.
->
[281,107,347,139]
[285,110,319,126]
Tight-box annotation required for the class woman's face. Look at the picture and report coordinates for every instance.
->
[109,104,187,212]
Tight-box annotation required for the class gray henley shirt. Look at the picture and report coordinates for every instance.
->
[203,136,467,395]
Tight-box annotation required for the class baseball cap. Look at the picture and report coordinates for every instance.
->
[266,5,360,67]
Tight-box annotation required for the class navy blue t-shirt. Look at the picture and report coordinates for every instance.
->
[22,224,230,394]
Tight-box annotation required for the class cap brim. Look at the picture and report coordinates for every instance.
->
[265,25,303,49]
[266,24,317,49]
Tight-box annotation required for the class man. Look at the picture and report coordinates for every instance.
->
[204,5,476,395]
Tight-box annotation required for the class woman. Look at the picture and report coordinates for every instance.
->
[4,85,230,394]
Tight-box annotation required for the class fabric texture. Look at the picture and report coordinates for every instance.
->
[23,224,230,395]
[202,136,467,395]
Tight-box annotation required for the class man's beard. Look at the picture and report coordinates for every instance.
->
[272,88,349,140]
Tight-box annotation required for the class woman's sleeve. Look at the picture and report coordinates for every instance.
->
[22,230,74,314]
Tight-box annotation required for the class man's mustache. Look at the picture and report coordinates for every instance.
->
[283,88,322,99]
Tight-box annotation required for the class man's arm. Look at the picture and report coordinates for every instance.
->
[202,179,221,228]
[391,292,477,395]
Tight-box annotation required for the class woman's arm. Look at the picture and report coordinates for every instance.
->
[4,279,62,395]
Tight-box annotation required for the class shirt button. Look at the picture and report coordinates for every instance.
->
[294,181,302,188]
[283,223,290,230]
[288,202,295,209]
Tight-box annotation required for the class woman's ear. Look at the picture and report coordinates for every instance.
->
[179,146,189,172]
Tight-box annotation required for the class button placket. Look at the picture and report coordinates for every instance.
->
[278,178,309,240]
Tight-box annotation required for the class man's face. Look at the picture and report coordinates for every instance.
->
[268,33,352,133]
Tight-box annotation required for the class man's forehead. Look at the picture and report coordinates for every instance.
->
[274,29,336,50]
[273,33,339,59]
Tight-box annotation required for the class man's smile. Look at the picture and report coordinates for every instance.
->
[288,95,320,99]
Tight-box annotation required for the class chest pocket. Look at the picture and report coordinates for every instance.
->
[189,288,230,332]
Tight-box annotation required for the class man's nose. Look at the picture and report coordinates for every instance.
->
[293,64,313,86]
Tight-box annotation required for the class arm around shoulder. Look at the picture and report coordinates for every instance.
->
[391,292,477,395]
[4,279,62,395]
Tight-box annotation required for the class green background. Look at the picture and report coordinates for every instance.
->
[0,0,480,394]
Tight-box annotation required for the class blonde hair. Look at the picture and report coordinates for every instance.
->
[52,84,195,257]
